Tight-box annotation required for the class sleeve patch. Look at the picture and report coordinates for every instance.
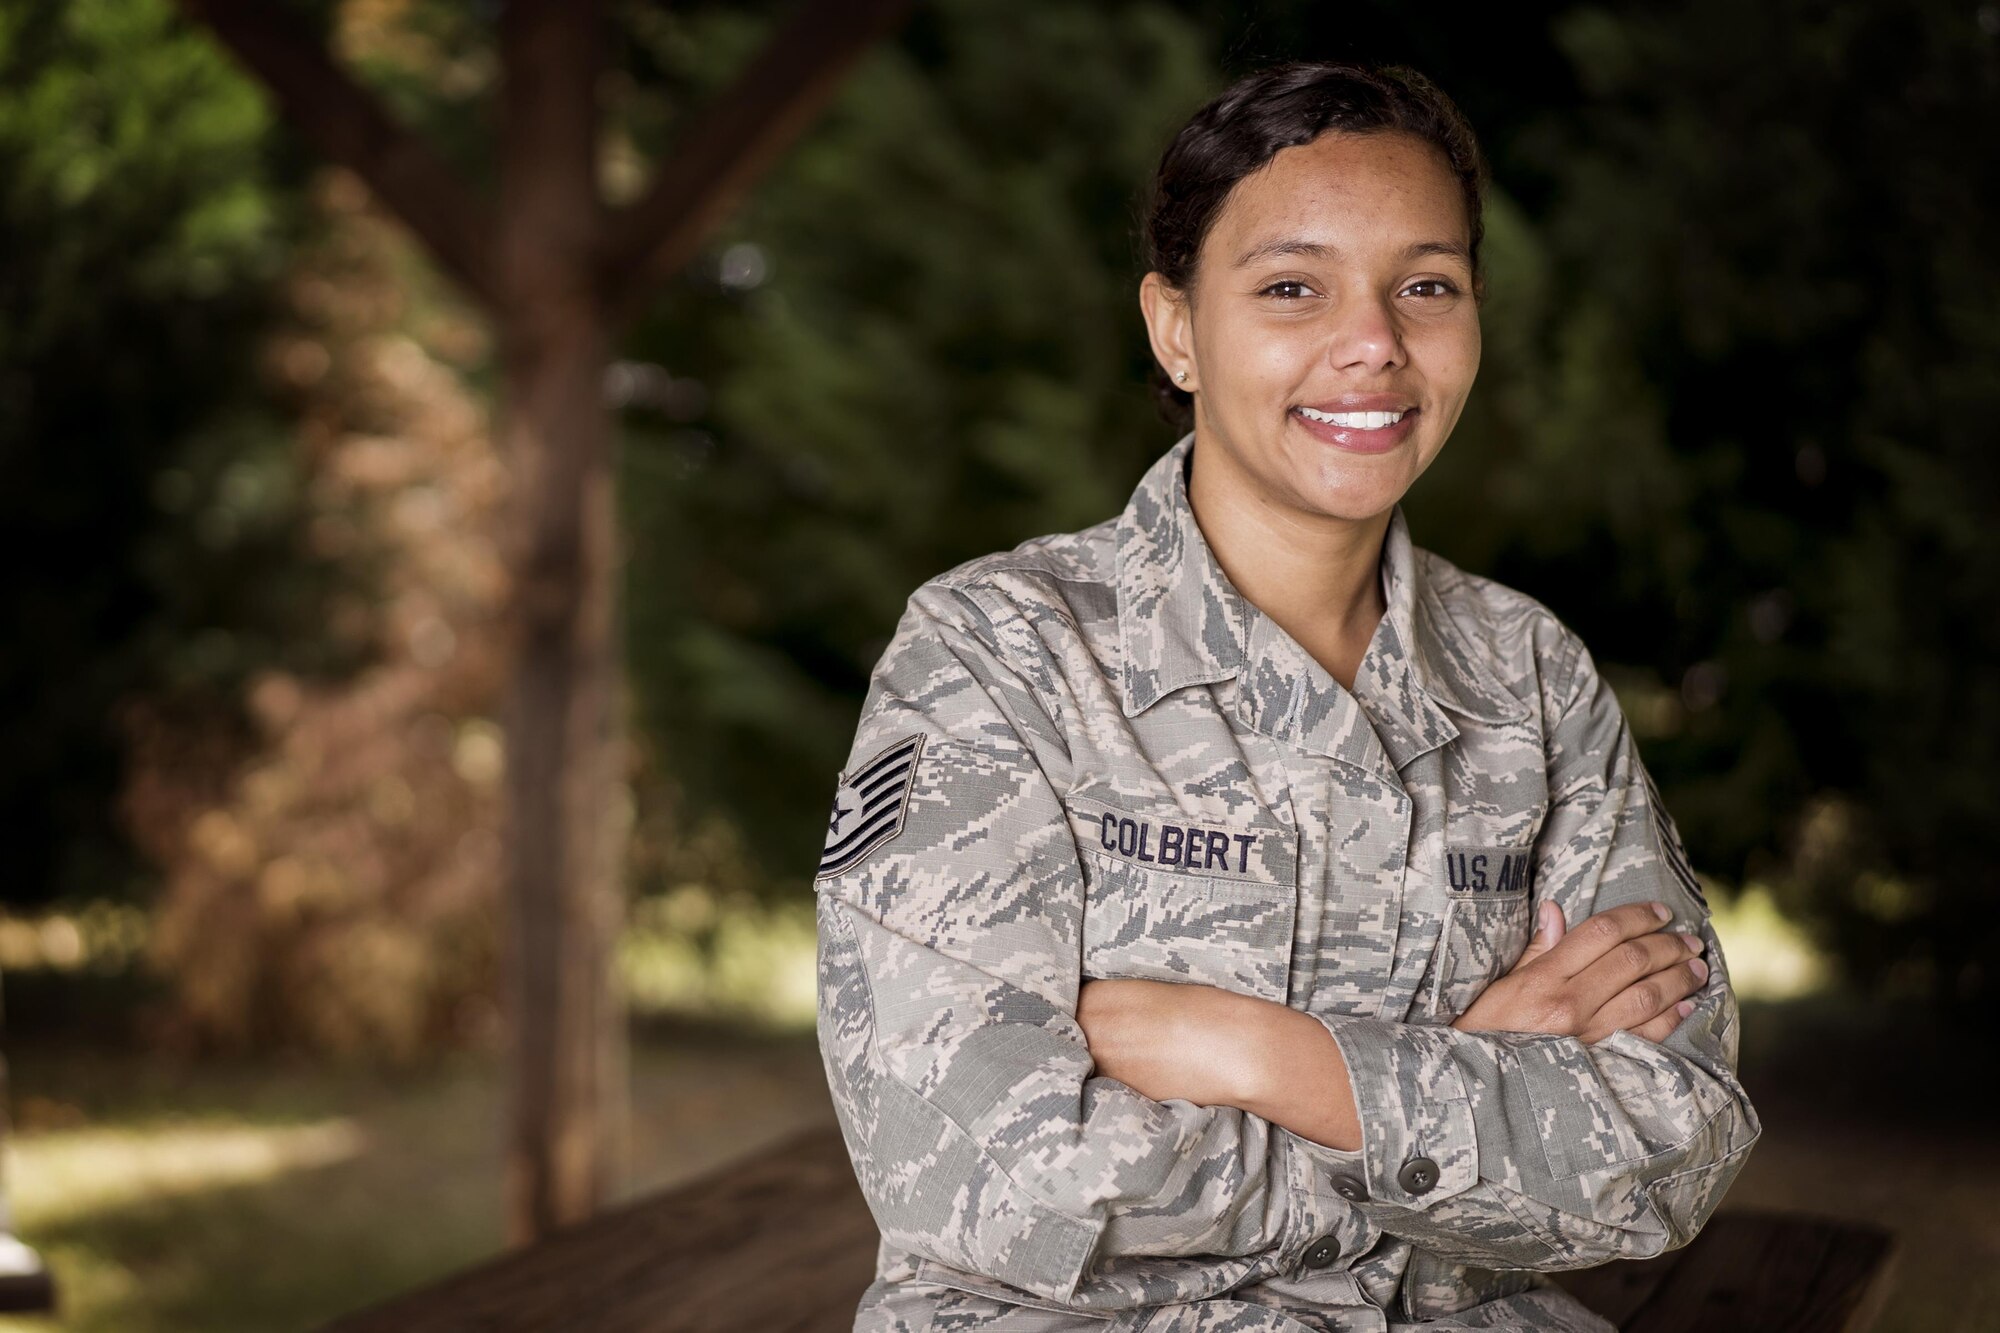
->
[816,734,926,880]
[1640,766,1705,908]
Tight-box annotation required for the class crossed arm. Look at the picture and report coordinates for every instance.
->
[1075,898,1714,1155]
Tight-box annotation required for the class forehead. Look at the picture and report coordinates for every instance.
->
[1207,130,1468,261]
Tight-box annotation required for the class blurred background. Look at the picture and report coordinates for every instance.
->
[0,0,1994,1329]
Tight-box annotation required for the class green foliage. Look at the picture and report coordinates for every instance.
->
[0,0,340,909]
[1418,0,2000,1013]
[615,0,1218,884]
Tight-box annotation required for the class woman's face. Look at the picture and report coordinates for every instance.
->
[1141,129,1481,526]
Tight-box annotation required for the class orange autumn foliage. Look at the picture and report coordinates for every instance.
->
[118,168,512,1063]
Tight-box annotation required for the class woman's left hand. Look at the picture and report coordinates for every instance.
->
[1073,977,1269,1109]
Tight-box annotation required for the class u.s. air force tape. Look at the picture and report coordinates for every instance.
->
[1443,845,1533,897]
[815,733,926,879]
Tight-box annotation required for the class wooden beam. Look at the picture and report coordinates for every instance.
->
[493,0,622,1245]
[598,0,916,328]
[171,0,499,308]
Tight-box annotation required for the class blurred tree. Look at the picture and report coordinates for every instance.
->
[125,164,515,1076]
[170,0,912,1240]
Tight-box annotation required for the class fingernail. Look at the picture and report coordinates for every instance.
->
[1538,902,1558,944]
[1689,957,1709,982]
[1683,932,1704,954]
[1676,999,1696,1017]
[1652,902,1672,922]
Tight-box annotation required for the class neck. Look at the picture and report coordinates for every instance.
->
[1184,439,1391,691]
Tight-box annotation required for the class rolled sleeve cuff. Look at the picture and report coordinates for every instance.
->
[1272,1122,1384,1270]
[1306,1013,1481,1210]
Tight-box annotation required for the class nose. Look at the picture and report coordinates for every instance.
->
[1325,291,1405,375]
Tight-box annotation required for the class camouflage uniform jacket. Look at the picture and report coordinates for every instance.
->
[814,433,1761,1332]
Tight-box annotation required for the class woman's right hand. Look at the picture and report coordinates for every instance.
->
[1450,899,1708,1045]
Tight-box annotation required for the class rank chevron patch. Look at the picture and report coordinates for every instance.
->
[816,733,926,880]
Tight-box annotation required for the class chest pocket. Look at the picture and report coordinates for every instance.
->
[1428,845,1536,1022]
[1065,796,1299,1004]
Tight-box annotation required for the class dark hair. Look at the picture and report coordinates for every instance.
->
[1141,60,1490,431]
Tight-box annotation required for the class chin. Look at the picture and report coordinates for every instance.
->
[1280,452,1413,524]
[1295,485,1403,524]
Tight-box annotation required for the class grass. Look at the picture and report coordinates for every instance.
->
[0,1018,831,1333]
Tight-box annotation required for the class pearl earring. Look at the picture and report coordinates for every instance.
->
[1175,371,1188,383]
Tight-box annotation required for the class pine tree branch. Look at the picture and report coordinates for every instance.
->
[599,0,915,330]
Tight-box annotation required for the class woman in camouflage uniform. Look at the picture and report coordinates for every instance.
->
[814,60,1758,1333]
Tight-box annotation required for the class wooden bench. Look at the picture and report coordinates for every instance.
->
[319,1125,1895,1332]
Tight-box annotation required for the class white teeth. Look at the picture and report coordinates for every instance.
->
[1298,406,1405,428]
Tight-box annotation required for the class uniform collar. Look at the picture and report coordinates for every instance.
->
[1113,432,1526,773]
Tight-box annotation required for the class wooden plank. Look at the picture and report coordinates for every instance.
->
[319,1125,877,1333]
[1551,1244,1681,1327]
[1602,1211,1896,1333]
[319,1127,1896,1333]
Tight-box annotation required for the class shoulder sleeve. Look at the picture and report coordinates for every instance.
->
[814,583,1312,1306]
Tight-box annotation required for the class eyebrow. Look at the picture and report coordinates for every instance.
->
[1231,237,1471,269]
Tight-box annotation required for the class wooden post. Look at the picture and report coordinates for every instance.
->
[494,0,625,1234]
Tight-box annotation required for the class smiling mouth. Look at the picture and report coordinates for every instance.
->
[1294,405,1413,429]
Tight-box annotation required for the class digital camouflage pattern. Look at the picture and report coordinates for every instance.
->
[814,433,1761,1332]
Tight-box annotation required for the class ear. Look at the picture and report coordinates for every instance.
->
[1138,271,1197,393]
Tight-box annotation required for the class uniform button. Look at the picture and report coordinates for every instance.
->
[1302,1234,1340,1268]
[1399,1157,1440,1195]
[1330,1172,1368,1203]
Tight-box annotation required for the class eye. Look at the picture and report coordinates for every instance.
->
[1402,278,1461,299]
[1258,280,1318,302]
